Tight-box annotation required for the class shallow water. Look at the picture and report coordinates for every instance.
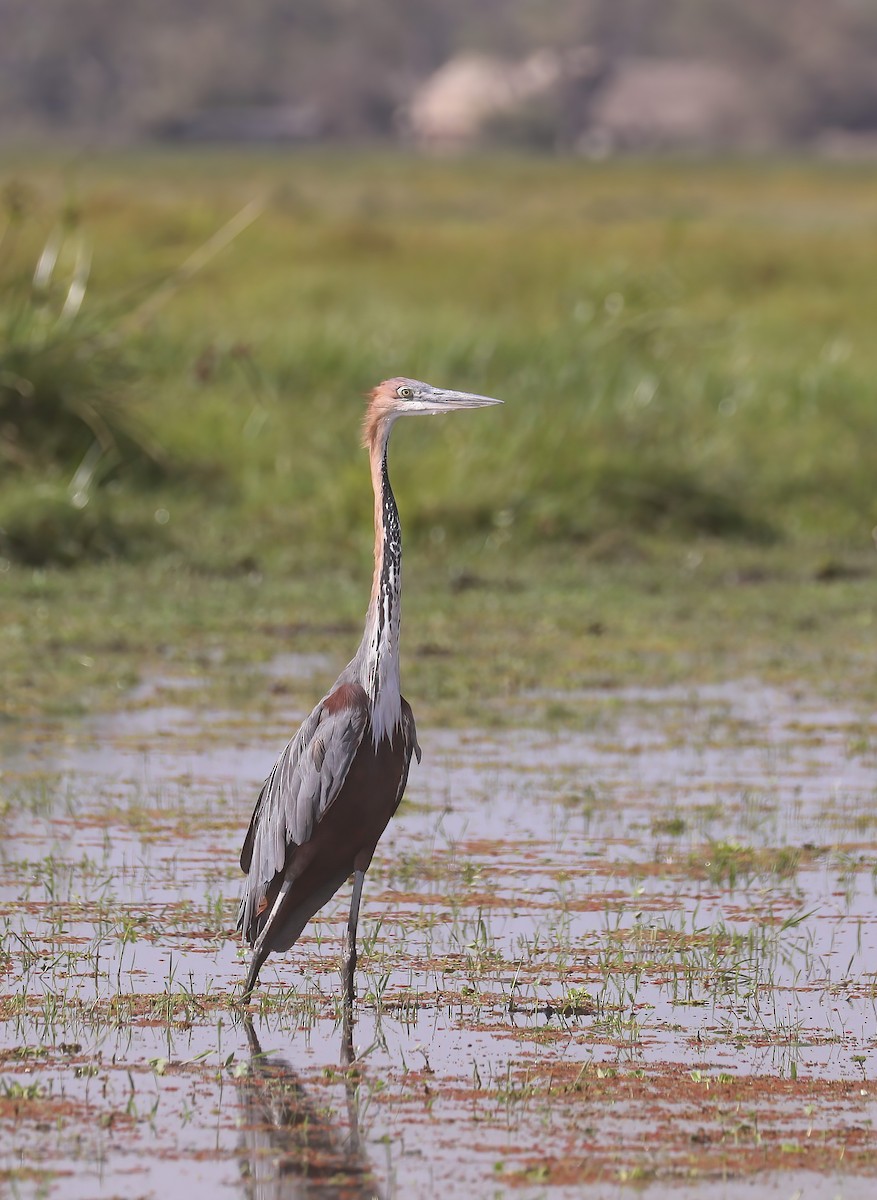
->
[1,674,875,1196]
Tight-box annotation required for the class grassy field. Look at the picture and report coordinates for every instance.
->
[1,152,876,720]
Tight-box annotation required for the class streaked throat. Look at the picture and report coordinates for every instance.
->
[361,444,403,743]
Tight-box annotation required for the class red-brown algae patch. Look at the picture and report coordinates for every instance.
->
[497,1065,877,1187]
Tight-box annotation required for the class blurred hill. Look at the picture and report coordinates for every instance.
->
[3,0,877,151]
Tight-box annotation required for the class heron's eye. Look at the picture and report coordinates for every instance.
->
[397,386,412,399]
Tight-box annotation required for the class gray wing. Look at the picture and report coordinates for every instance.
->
[395,696,421,814]
[238,688,369,942]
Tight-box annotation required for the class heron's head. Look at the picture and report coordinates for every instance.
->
[364,377,502,447]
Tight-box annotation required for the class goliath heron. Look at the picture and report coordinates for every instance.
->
[238,378,502,1003]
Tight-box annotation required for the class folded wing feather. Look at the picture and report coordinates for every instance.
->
[237,688,370,942]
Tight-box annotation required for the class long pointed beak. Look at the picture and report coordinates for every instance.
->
[417,389,503,413]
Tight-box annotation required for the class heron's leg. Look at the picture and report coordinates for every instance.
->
[243,943,270,1001]
[342,869,365,1011]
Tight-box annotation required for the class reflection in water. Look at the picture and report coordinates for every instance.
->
[237,1018,381,1200]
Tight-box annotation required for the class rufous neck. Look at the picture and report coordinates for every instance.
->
[359,420,403,739]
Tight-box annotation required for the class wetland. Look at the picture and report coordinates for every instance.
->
[1,152,877,1196]
[1,664,876,1197]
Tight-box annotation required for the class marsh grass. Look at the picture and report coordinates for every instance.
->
[0,207,167,566]
[0,186,263,565]
[3,155,877,556]
[0,199,166,468]
[1,153,876,716]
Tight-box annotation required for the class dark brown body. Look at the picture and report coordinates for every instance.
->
[242,684,418,962]
[293,717,409,877]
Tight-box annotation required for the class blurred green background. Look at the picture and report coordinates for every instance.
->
[5,154,877,558]
[1,2,876,721]
[2,154,875,725]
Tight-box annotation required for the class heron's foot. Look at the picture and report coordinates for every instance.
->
[243,1014,261,1055]
[343,972,356,1011]
[340,999,356,1066]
